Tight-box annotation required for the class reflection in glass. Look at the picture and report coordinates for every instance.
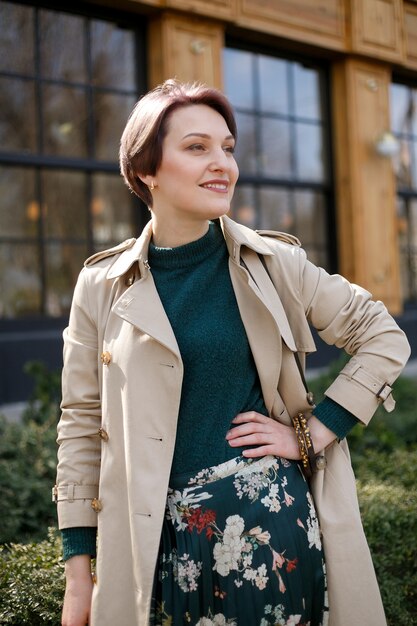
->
[0,243,41,317]
[94,93,136,161]
[0,77,37,153]
[43,170,88,238]
[235,112,257,174]
[294,190,326,247]
[260,118,291,178]
[258,55,288,115]
[0,2,34,74]
[0,167,37,238]
[259,187,293,231]
[223,49,254,109]
[42,85,87,157]
[92,174,134,244]
[390,84,411,134]
[45,243,87,316]
[40,10,86,82]
[295,123,325,181]
[410,142,417,189]
[293,63,320,120]
[393,140,412,188]
[91,20,136,90]
[230,185,256,228]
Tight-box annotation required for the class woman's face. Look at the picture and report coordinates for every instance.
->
[147,104,239,226]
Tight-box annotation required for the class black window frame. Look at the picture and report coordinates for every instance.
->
[0,0,148,321]
[224,38,337,274]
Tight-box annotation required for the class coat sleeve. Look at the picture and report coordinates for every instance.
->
[299,253,411,425]
[55,266,102,529]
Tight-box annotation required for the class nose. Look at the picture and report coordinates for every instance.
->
[209,146,230,172]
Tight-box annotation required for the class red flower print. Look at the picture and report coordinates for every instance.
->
[286,558,298,573]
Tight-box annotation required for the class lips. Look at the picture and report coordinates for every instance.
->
[200,180,229,191]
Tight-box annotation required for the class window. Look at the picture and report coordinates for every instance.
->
[390,82,417,302]
[223,48,332,269]
[0,1,146,318]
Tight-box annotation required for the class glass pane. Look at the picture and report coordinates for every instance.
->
[0,77,37,153]
[224,49,254,109]
[94,93,136,161]
[40,9,86,83]
[258,187,293,231]
[393,139,412,188]
[260,118,291,178]
[92,174,134,244]
[42,85,88,157]
[293,63,321,120]
[230,185,257,228]
[43,170,88,239]
[293,190,326,246]
[0,167,37,238]
[410,141,417,188]
[295,123,325,181]
[258,55,288,115]
[411,90,417,138]
[235,112,257,175]
[390,84,411,134]
[45,243,87,316]
[0,2,34,74]
[0,243,41,318]
[91,20,136,90]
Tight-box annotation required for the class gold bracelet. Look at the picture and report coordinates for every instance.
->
[292,413,312,478]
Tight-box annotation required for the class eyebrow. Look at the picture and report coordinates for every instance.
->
[181,132,235,141]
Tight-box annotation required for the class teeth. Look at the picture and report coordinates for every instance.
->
[203,183,227,190]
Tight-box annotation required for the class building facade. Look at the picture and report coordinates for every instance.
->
[1,0,416,404]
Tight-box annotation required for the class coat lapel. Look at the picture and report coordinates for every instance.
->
[109,220,181,359]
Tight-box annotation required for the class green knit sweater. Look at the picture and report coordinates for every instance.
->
[61,221,357,560]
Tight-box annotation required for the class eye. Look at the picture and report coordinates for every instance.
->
[187,143,206,151]
[224,145,235,154]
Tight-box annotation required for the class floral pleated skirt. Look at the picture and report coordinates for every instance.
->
[151,455,329,626]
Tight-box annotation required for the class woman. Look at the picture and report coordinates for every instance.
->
[55,79,410,626]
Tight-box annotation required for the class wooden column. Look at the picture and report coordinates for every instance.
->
[332,59,402,314]
[148,12,224,89]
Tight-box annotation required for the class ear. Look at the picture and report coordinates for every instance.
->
[137,173,154,187]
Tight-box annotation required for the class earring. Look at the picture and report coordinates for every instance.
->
[150,181,155,191]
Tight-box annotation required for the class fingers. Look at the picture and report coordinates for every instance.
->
[232,411,270,425]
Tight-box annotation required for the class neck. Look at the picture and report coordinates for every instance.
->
[151,215,211,248]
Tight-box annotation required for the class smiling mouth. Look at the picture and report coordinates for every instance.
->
[200,182,229,192]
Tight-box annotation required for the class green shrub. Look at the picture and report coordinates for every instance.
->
[0,528,64,625]
[0,361,59,544]
[356,449,417,625]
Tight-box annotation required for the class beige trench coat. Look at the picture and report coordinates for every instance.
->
[56,216,410,626]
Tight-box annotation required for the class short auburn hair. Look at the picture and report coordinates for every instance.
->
[119,79,237,207]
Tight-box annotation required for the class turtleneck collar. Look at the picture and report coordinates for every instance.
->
[148,221,225,270]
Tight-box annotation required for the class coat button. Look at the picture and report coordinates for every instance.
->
[91,498,102,512]
[101,351,111,365]
[98,427,109,442]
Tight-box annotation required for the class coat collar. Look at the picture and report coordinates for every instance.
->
[106,216,273,280]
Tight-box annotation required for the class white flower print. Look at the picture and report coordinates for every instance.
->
[171,550,202,592]
[195,614,237,626]
[213,515,245,577]
[166,486,213,531]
